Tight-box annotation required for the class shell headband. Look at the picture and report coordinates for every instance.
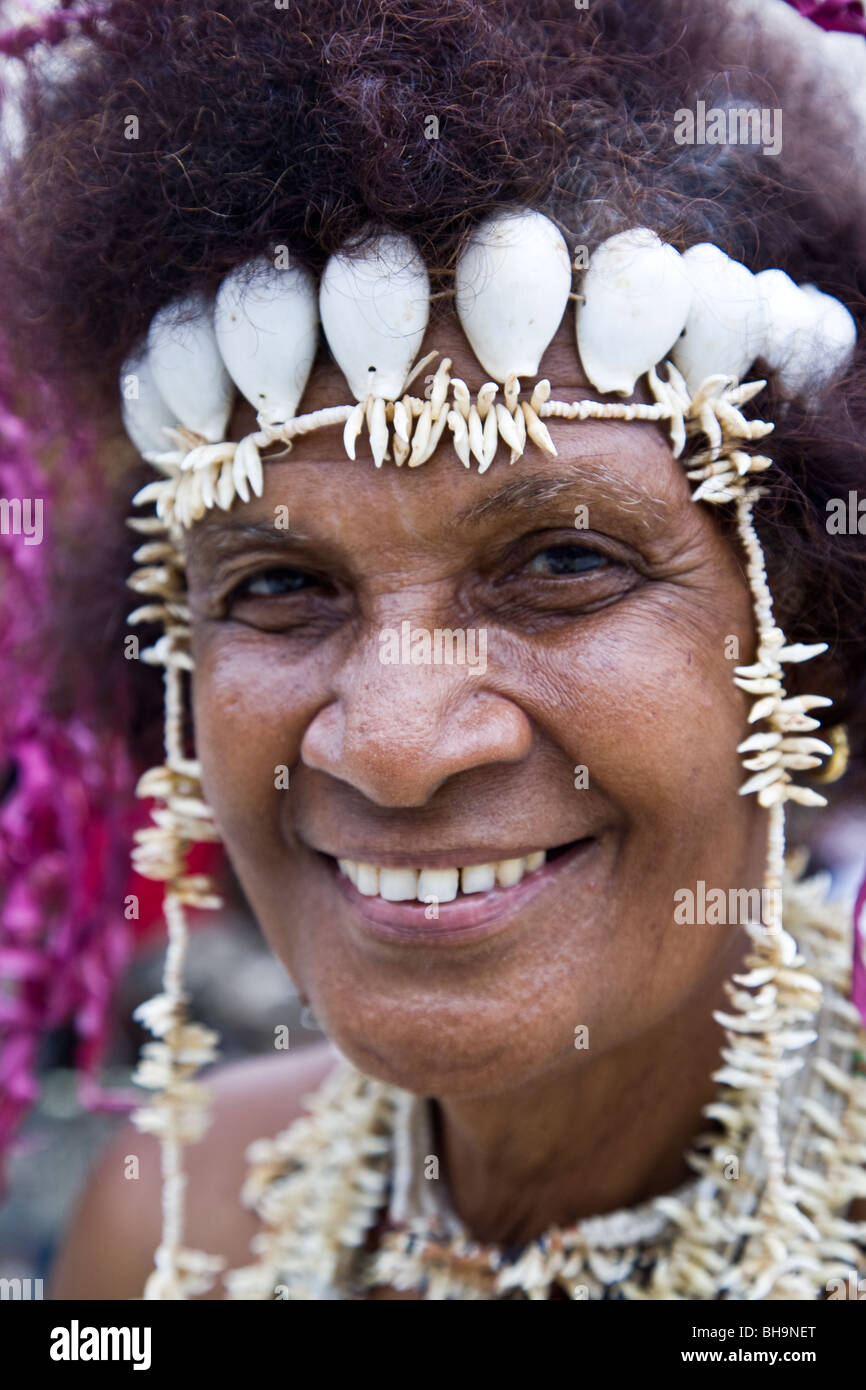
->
[123,212,856,507]
[119,208,857,1298]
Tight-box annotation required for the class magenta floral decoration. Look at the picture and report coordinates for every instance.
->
[784,0,866,36]
[0,343,137,1189]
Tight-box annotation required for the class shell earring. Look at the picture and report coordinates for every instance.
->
[814,724,850,784]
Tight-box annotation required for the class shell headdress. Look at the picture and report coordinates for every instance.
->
[119,207,862,1298]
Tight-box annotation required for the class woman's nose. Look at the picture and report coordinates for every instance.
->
[299,628,533,807]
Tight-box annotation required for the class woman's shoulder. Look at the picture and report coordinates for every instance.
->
[49,1039,342,1301]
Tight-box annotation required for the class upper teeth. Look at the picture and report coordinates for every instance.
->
[337,851,547,902]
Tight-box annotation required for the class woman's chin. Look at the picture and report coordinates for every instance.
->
[301,1002,582,1100]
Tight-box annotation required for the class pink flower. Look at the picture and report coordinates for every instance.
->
[0,340,139,1189]
[784,0,866,35]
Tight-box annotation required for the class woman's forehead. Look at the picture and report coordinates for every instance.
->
[193,409,688,566]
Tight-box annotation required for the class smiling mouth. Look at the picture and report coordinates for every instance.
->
[335,847,564,902]
[317,836,594,940]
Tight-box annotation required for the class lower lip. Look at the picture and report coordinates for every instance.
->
[323,839,596,947]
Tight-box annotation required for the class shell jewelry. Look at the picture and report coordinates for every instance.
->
[223,866,866,1301]
[120,208,866,1299]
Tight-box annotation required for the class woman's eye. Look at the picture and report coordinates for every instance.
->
[234,568,318,598]
[524,544,609,577]
[214,563,344,636]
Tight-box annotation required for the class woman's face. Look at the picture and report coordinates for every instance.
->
[185,312,764,1098]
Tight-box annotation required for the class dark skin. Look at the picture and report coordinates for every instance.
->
[182,309,772,1250]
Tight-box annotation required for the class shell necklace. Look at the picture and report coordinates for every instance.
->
[224,867,866,1301]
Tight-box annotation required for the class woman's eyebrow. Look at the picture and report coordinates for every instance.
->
[454,469,671,532]
[186,520,315,559]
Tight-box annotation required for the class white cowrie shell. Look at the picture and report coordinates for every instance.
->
[755,269,822,397]
[319,231,430,401]
[214,256,318,426]
[577,228,692,395]
[757,273,856,396]
[455,209,572,384]
[146,291,235,443]
[119,346,179,457]
[672,244,766,393]
[801,285,856,386]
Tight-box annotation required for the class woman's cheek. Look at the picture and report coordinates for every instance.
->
[529,602,748,820]
[189,629,314,846]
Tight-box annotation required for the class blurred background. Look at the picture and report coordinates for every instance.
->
[0,860,325,1290]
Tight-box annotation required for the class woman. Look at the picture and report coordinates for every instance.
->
[1,0,865,1300]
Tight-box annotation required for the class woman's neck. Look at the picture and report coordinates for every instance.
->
[431,932,749,1246]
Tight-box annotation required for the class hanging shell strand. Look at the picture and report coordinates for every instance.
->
[125,506,226,1300]
[656,364,843,1297]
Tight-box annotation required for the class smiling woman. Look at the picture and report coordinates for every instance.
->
[1,0,866,1306]
[185,317,758,1087]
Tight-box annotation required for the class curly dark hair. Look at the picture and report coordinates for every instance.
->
[1,0,865,783]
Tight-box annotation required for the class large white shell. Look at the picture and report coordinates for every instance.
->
[319,232,429,401]
[146,291,235,442]
[214,256,319,425]
[119,346,178,456]
[755,269,816,397]
[757,272,856,396]
[671,244,767,393]
[455,209,572,383]
[576,228,692,396]
[801,286,856,377]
